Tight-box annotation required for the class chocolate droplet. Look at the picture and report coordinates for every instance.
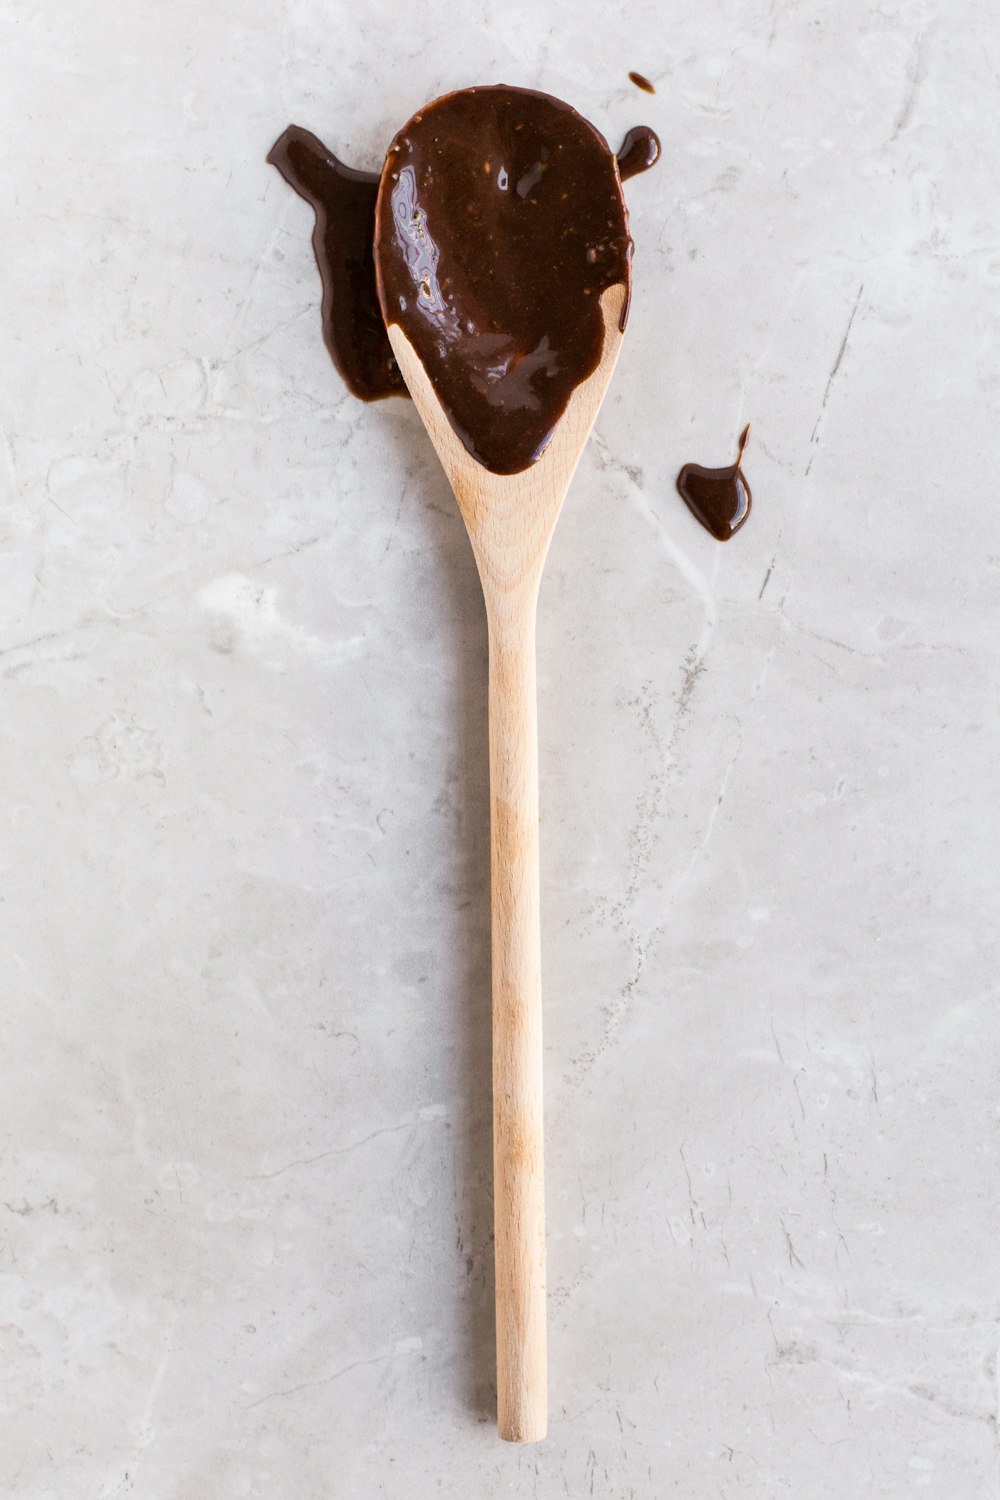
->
[616,126,661,182]
[676,425,753,540]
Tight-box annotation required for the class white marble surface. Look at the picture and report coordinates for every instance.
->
[3,0,999,1494]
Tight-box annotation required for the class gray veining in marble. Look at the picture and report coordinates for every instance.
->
[2,0,999,1495]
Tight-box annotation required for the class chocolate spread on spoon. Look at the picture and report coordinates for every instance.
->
[267,92,659,471]
[676,425,753,540]
[374,86,645,474]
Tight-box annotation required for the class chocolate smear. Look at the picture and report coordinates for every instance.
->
[267,125,407,401]
[628,71,656,94]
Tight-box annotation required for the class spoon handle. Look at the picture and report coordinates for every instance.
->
[487,598,547,1444]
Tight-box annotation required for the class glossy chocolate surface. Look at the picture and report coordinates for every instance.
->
[628,71,656,94]
[373,86,633,474]
[267,94,660,465]
[676,425,753,540]
[267,125,406,401]
[616,126,661,182]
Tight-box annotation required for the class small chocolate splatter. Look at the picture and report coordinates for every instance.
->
[676,425,753,540]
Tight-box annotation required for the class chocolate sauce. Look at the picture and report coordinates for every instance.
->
[373,86,636,475]
[268,94,660,462]
[616,126,661,182]
[267,125,407,401]
[628,71,656,94]
[676,425,752,540]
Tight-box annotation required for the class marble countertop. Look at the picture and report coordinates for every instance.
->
[3,0,999,1494]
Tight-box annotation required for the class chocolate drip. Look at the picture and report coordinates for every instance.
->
[373,86,635,475]
[267,125,407,401]
[628,71,656,94]
[676,425,753,540]
[616,126,661,182]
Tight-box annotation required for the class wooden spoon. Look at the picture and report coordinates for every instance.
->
[383,286,626,1441]
[371,81,634,1441]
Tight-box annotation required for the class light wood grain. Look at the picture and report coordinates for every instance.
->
[386,286,627,1443]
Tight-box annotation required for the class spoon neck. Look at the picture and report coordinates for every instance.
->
[484,574,541,643]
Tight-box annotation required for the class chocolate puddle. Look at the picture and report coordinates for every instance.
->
[628,71,656,94]
[676,425,753,540]
[616,126,661,182]
[268,92,659,472]
[267,125,406,401]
